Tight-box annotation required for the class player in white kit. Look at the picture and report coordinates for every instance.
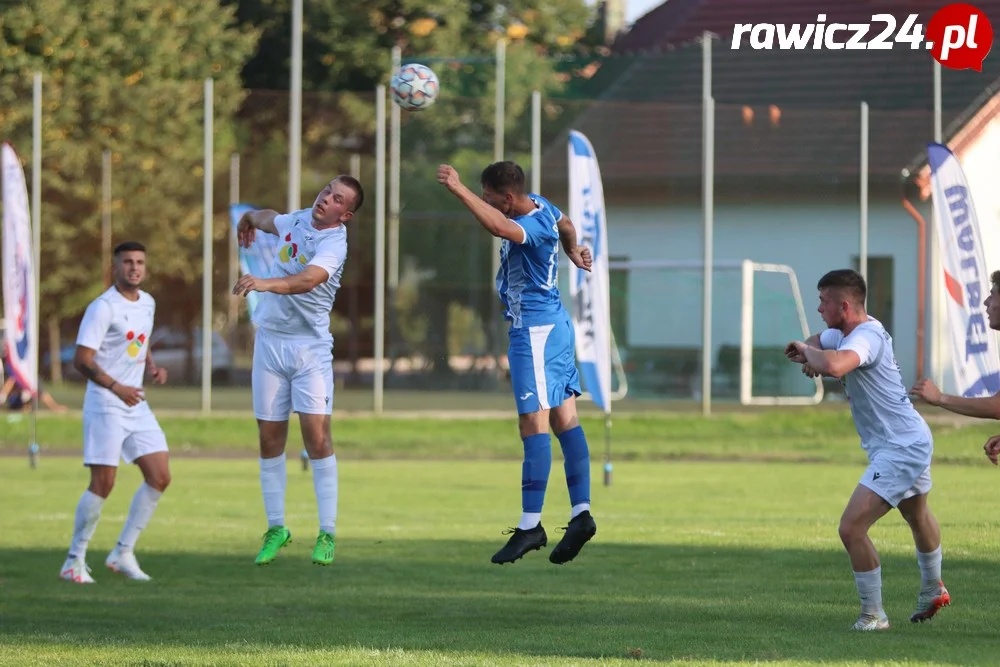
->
[60,242,171,583]
[786,269,950,630]
[232,175,363,567]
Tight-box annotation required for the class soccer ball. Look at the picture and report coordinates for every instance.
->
[390,63,440,112]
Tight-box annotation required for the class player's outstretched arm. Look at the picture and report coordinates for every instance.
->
[73,346,144,407]
[436,164,526,243]
[238,209,280,247]
[233,265,330,297]
[909,377,1000,419]
[786,340,860,378]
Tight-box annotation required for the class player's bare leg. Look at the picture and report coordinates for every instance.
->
[61,465,117,584]
[300,412,337,565]
[548,396,596,565]
[839,484,893,630]
[898,493,950,622]
[255,419,292,565]
[106,451,170,581]
[492,410,551,564]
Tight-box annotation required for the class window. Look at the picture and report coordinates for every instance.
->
[851,256,894,334]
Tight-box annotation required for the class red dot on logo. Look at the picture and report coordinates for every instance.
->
[285,234,292,241]
[927,3,993,71]
[126,331,135,341]
[138,334,146,343]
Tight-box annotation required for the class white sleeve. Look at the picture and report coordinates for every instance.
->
[273,213,294,237]
[819,328,843,350]
[307,239,344,281]
[840,328,881,366]
[76,299,112,350]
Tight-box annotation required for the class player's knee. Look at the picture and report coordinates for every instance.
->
[518,412,547,439]
[88,473,115,498]
[837,517,864,546]
[550,410,579,434]
[146,469,171,492]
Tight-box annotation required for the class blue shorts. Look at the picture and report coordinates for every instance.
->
[508,318,582,415]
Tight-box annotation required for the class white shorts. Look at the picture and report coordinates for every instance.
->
[83,408,168,467]
[252,328,334,421]
[859,445,933,508]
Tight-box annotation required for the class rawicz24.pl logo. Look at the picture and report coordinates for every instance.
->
[731,3,993,71]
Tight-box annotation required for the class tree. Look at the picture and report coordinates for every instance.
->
[0,0,257,379]
[227,0,597,383]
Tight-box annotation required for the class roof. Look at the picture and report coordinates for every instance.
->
[539,0,1000,190]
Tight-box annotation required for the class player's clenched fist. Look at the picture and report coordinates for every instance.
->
[237,213,257,248]
[985,434,1000,465]
[437,164,461,191]
[784,341,807,364]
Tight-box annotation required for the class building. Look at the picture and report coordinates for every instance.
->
[540,0,1000,397]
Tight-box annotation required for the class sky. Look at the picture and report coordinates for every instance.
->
[626,0,663,24]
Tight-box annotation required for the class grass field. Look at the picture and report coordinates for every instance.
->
[3,455,1000,666]
[5,405,1000,665]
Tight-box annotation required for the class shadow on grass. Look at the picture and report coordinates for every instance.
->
[1,541,998,664]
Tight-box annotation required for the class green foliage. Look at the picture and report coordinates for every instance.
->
[0,0,257,326]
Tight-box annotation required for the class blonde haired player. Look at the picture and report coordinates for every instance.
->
[786,269,949,631]
[233,176,363,567]
[60,241,171,583]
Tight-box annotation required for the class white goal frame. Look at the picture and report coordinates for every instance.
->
[600,258,824,407]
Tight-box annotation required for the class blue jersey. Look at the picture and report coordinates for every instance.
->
[496,194,569,329]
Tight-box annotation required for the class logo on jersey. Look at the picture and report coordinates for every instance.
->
[125,331,147,358]
[279,233,309,265]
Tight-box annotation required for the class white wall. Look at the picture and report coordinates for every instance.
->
[599,197,922,387]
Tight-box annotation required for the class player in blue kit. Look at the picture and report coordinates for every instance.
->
[437,161,597,565]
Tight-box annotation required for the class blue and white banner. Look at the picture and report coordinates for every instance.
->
[928,142,1000,397]
[1,143,37,395]
[567,130,612,413]
[229,203,278,318]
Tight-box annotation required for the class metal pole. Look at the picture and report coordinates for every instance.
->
[389,46,401,291]
[102,150,112,287]
[491,39,507,361]
[531,90,541,193]
[202,78,214,414]
[859,101,869,286]
[701,33,714,416]
[31,72,41,388]
[374,86,387,414]
[931,61,943,383]
[288,0,302,212]
[229,152,240,331]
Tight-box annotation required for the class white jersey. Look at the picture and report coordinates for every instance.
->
[252,209,346,343]
[76,287,156,416]
[820,318,932,452]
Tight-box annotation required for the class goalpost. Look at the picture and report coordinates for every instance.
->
[586,258,823,407]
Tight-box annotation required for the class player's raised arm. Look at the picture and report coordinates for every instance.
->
[436,164,526,243]
[556,215,592,272]
[238,209,280,248]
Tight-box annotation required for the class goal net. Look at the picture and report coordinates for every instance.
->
[561,259,823,406]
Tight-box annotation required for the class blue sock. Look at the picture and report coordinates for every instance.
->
[521,433,552,514]
[557,425,591,509]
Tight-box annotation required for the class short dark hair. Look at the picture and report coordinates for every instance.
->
[113,241,146,256]
[991,270,1000,292]
[333,175,364,212]
[817,268,867,305]
[480,161,526,195]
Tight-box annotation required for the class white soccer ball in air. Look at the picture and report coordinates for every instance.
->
[390,63,440,112]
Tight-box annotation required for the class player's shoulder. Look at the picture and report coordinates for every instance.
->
[276,208,312,227]
[88,287,117,310]
[136,290,156,308]
[527,194,563,220]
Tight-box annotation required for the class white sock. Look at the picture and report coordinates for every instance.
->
[571,503,590,520]
[518,512,542,530]
[916,546,943,592]
[116,483,163,552]
[260,454,287,528]
[853,566,884,615]
[69,490,104,560]
[310,454,338,534]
